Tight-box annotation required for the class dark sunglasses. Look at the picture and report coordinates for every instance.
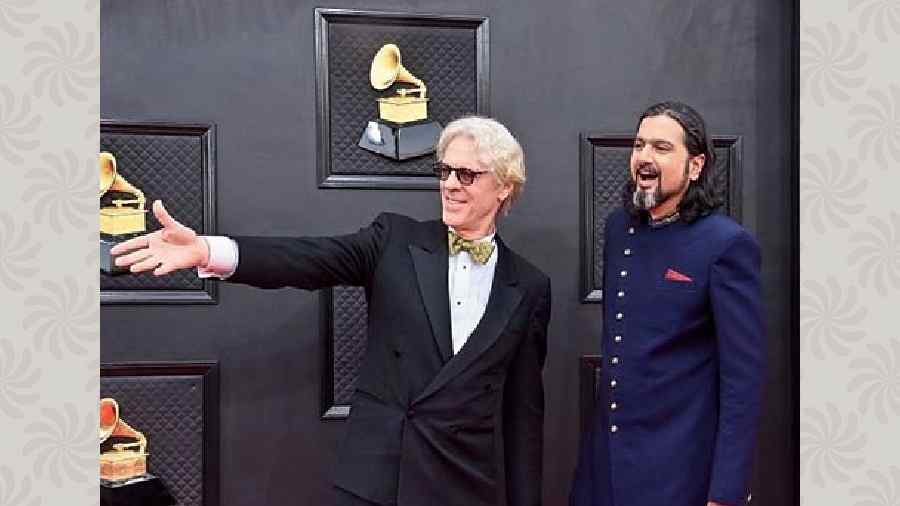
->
[432,162,487,186]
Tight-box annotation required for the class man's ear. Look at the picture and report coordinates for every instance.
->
[689,154,705,181]
[497,182,512,202]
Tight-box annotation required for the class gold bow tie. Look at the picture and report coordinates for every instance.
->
[448,230,495,265]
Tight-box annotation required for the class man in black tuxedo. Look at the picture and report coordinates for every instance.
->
[112,116,551,506]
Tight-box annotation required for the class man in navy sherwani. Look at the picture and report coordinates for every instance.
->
[570,101,765,506]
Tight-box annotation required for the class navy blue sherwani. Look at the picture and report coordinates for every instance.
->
[570,208,765,506]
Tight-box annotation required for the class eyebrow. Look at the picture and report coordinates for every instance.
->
[436,162,491,174]
[634,136,675,148]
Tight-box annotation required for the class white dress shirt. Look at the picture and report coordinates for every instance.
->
[447,229,497,354]
[198,230,498,355]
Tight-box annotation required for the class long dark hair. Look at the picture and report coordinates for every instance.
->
[623,101,722,223]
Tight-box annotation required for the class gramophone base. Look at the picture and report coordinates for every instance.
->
[358,119,442,161]
[100,473,176,506]
[101,234,139,276]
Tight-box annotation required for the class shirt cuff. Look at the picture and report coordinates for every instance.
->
[197,236,239,279]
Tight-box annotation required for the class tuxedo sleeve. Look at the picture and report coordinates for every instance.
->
[504,276,551,506]
[707,230,766,505]
[226,212,392,290]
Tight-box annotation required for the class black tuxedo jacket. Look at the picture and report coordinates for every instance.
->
[228,213,551,506]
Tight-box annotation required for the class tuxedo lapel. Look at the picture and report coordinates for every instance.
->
[414,237,524,404]
[409,222,453,363]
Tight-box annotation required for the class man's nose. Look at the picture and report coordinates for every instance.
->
[634,144,653,163]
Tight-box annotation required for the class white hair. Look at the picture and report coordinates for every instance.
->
[435,115,526,215]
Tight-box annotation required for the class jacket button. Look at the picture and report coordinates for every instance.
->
[394,350,402,358]
[610,379,617,388]
[617,291,625,298]
[610,402,617,410]
[611,357,619,365]
[628,227,635,235]
[624,248,632,256]
[614,335,622,343]
[615,313,623,320]
[610,425,618,433]
[620,270,628,278]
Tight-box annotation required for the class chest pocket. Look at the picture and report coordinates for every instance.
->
[651,251,707,290]
[644,260,709,332]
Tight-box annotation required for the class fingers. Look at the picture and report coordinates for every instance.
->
[109,234,150,256]
[116,250,184,277]
[130,255,163,274]
[152,200,180,230]
[114,248,154,268]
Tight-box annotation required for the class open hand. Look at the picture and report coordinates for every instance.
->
[110,200,209,276]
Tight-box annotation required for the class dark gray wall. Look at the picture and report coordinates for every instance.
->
[101,1,796,505]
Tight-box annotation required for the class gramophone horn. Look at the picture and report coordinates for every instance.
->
[369,43,423,91]
[98,152,146,206]
[99,398,119,442]
[99,152,117,195]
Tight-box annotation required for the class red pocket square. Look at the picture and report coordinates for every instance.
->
[664,268,693,282]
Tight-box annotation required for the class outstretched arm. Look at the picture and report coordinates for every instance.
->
[225,213,391,290]
[111,200,393,290]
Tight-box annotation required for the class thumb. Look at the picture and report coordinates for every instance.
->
[152,200,180,230]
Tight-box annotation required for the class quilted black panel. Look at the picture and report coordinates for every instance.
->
[100,131,204,291]
[331,286,368,407]
[591,146,631,283]
[101,375,204,506]
[327,23,477,176]
[712,144,736,216]
[581,135,741,302]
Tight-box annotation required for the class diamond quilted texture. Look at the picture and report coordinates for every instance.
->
[101,375,205,506]
[327,22,478,177]
[100,131,205,291]
[331,286,368,406]
[591,145,630,283]
[712,145,733,214]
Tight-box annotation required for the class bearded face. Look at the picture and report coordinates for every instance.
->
[629,114,703,218]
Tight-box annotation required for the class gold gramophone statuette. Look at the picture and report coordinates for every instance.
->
[371,43,429,124]
[358,43,442,161]
[100,152,146,236]
[99,398,148,481]
[99,152,147,275]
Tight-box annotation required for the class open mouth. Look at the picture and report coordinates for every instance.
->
[635,166,659,187]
